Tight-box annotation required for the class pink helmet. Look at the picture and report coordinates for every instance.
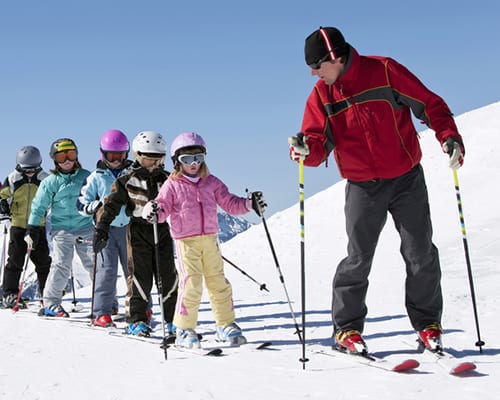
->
[100,129,130,153]
[170,132,207,160]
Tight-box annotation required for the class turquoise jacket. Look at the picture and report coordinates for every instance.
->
[29,168,93,231]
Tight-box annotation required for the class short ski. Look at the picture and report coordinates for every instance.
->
[108,331,223,356]
[309,345,419,373]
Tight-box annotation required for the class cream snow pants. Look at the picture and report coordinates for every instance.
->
[173,234,235,330]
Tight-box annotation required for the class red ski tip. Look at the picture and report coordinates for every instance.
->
[450,362,476,375]
[392,359,420,372]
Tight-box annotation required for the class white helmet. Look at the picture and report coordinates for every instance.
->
[132,131,167,157]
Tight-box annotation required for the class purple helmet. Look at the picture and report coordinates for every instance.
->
[170,132,207,159]
[100,129,130,153]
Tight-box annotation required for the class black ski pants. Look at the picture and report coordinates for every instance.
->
[332,164,442,334]
[2,226,51,297]
[126,219,178,324]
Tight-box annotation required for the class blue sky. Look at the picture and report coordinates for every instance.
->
[1,0,499,222]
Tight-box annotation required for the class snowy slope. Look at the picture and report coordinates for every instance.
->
[1,102,500,399]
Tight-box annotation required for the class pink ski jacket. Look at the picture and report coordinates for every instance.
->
[155,174,250,240]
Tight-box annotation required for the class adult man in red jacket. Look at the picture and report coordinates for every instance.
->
[289,27,464,354]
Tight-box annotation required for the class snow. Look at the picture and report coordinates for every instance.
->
[1,102,500,399]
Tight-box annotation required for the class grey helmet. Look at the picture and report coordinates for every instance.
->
[16,146,42,172]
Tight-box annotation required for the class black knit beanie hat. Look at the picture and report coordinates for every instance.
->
[304,27,350,65]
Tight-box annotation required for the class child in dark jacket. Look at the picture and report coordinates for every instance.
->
[93,131,178,337]
[0,146,51,308]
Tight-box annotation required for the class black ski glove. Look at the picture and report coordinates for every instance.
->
[0,199,10,215]
[249,191,267,217]
[83,200,103,215]
[93,223,109,254]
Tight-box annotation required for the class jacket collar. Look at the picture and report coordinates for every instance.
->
[335,46,360,89]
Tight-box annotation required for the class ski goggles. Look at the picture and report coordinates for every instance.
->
[103,151,127,162]
[54,150,78,163]
[137,152,165,160]
[178,153,205,166]
[16,166,41,174]
[20,168,39,174]
[308,52,333,70]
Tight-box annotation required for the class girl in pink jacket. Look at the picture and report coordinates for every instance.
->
[142,132,266,349]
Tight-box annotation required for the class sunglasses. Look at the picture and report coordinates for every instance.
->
[178,153,205,166]
[54,150,78,163]
[308,52,333,70]
[104,151,127,162]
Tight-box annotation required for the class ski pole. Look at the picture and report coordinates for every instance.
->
[151,207,168,360]
[12,248,32,313]
[258,208,303,344]
[89,251,99,320]
[298,160,309,369]
[0,223,7,288]
[69,266,79,312]
[221,255,269,292]
[452,169,484,353]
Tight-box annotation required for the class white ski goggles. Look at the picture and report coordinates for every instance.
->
[178,153,205,166]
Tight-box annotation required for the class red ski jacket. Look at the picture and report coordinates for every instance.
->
[300,47,462,181]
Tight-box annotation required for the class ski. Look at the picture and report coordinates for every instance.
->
[424,348,476,374]
[13,309,127,332]
[69,303,85,313]
[407,340,477,375]
[108,331,223,356]
[38,315,93,323]
[309,345,419,373]
[163,331,203,344]
[112,314,127,322]
[256,341,273,350]
[11,308,88,321]
[210,340,273,351]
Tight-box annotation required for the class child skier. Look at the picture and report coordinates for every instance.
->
[77,129,133,327]
[0,146,51,308]
[93,130,178,336]
[26,138,95,317]
[142,132,266,348]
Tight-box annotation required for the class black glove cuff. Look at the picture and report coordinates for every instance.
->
[444,137,465,156]
[95,223,110,233]
[26,224,42,234]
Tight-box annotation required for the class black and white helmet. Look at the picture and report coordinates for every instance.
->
[132,131,167,159]
[16,146,42,172]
